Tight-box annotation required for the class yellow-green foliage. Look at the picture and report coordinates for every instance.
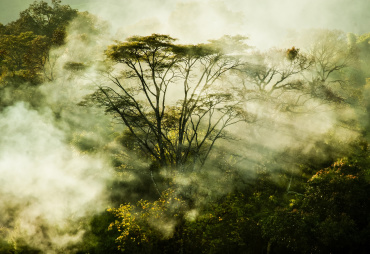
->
[107,189,186,251]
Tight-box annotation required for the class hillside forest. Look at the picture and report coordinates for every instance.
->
[1,1,370,253]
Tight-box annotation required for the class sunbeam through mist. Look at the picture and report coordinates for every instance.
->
[1,0,370,253]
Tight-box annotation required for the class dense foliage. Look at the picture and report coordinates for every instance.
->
[1,1,370,253]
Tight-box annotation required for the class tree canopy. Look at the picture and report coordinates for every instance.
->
[85,34,251,172]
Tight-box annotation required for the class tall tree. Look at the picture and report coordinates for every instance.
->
[84,34,251,172]
[236,47,312,112]
[9,0,77,43]
[237,30,359,114]
[303,29,357,104]
[0,31,49,83]
[0,1,78,84]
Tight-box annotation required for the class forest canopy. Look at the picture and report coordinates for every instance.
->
[1,1,370,254]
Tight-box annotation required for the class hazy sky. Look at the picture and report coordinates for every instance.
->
[1,0,369,48]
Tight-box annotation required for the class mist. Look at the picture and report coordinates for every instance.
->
[0,0,369,253]
[58,0,370,49]
[0,102,111,252]
[0,11,115,252]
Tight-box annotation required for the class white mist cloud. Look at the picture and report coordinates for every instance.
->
[2,0,369,48]
[0,103,110,252]
[66,0,370,49]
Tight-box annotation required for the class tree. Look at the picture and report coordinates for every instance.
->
[261,155,370,254]
[0,31,50,83]
[235,47,312,113]
[9,0,77,43]
[237,29,361,114]
[85,34,251,172]
[182,192,264,254]
[353,32,370,78]
[0,1,78,84]
[239,48,311,95]
[108,189,186,253]
[303,29,358,104]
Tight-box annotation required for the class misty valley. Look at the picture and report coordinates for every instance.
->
[0,1,370,253]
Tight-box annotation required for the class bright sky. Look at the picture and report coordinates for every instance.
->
[1,0,369,49]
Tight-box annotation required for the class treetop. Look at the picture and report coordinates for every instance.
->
[106,33,249,63]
